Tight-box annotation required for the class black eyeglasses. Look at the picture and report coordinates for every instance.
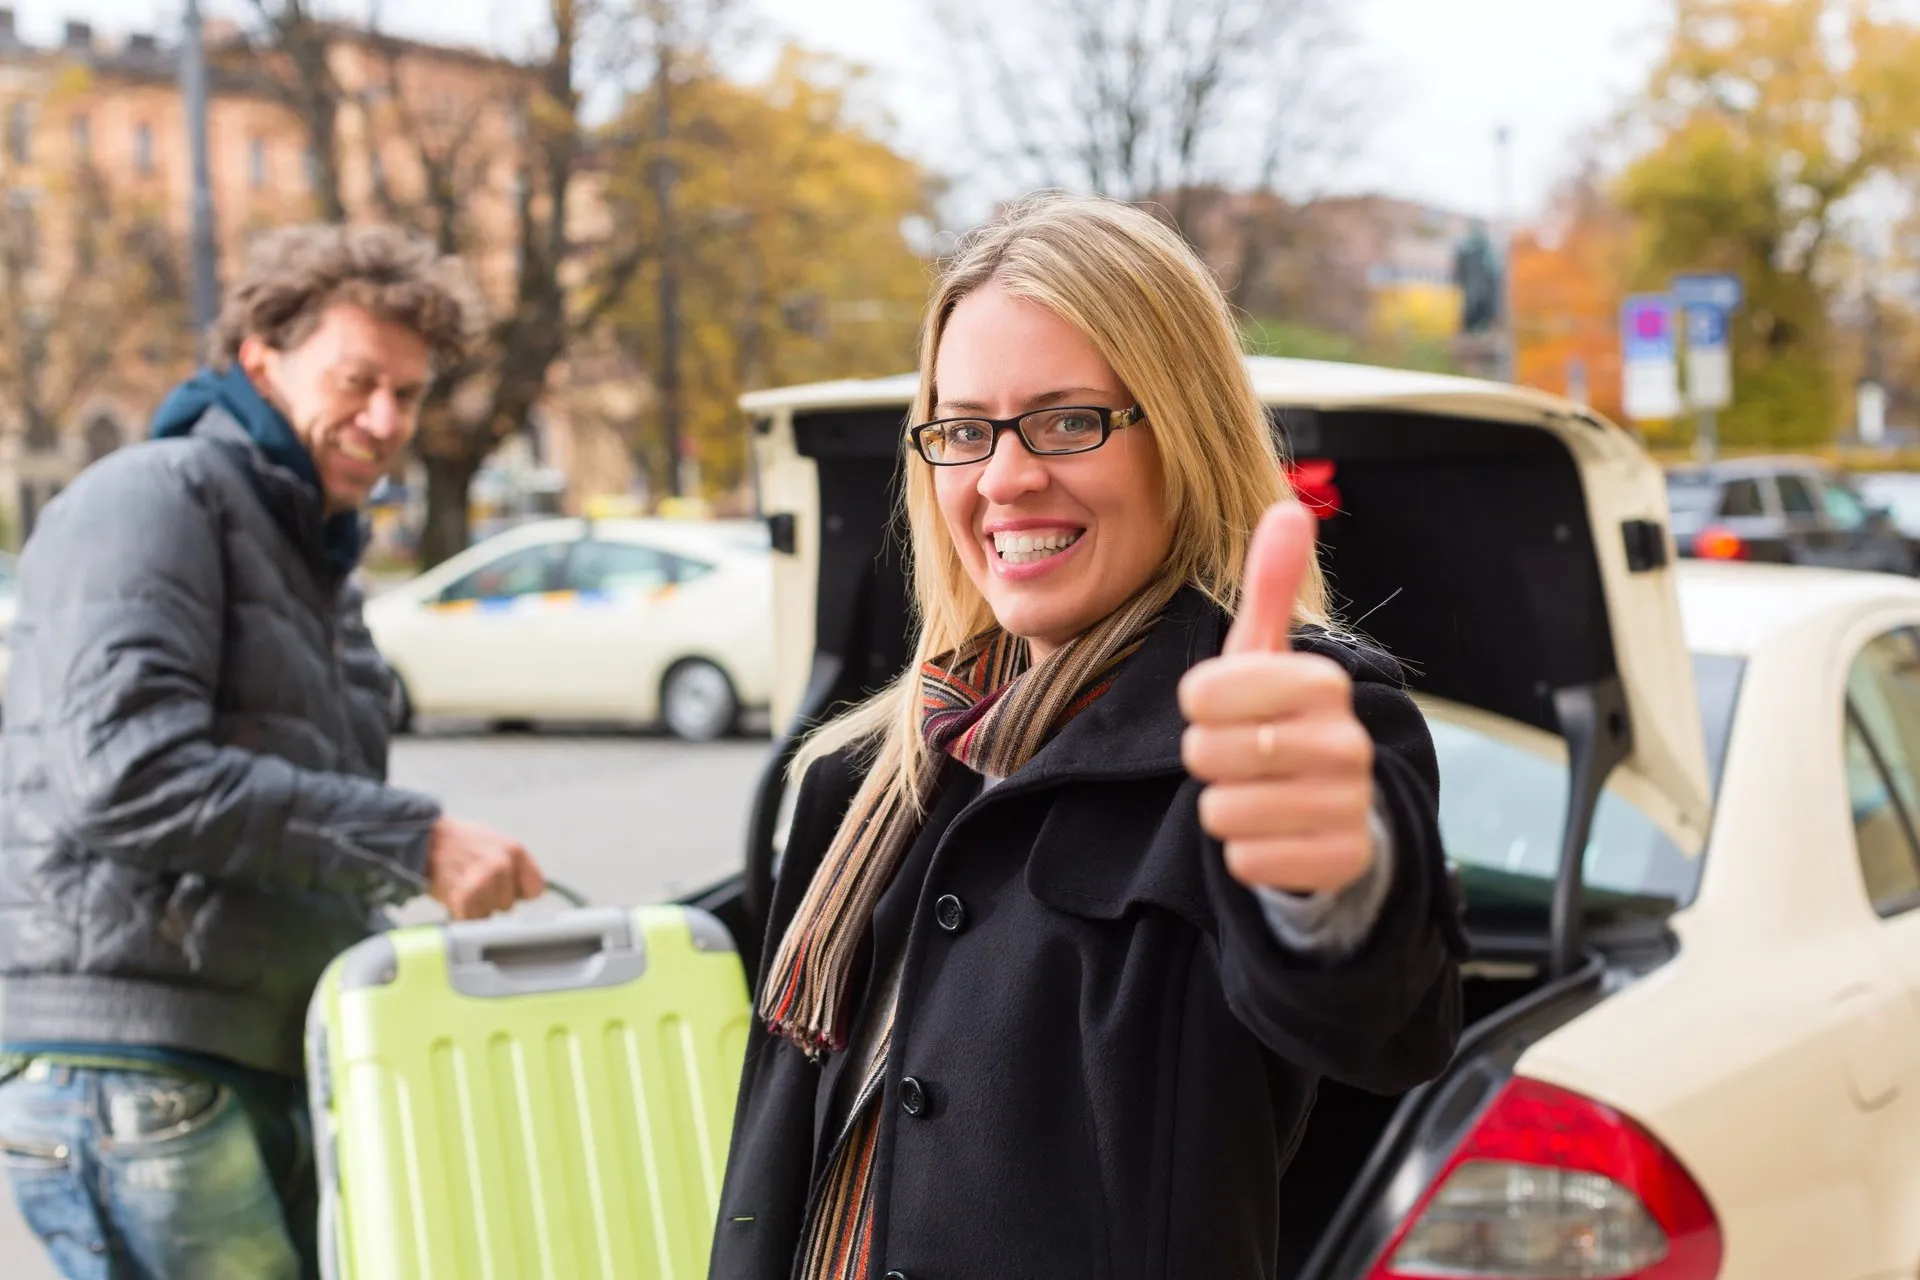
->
[908,405,1145,466]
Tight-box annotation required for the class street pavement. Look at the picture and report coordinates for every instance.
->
[0,727,771,1278]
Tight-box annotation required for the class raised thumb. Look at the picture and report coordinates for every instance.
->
[1223,502,1316,655]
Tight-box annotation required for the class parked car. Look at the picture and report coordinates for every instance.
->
[1666,456,1912,573]
[363,518,772,740]
[676,359,1920,1279]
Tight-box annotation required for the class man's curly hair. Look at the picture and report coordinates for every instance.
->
[208,223,485,373]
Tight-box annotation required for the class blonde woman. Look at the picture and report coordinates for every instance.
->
[712,193,1465,1279]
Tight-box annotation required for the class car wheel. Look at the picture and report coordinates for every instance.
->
[661,659,739,742]
[390,672,415,735]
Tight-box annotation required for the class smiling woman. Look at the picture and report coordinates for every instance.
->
[711,193,1467,1280]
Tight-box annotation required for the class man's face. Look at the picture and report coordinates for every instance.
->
[239,304,431,513]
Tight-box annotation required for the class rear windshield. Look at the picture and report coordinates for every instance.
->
[1433,653,1745,930]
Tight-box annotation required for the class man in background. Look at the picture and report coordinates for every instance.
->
[0,224,544,1279]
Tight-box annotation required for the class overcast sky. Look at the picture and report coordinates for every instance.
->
[21,0,1672,223]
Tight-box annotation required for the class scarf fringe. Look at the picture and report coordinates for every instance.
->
[759,580,1178,1055]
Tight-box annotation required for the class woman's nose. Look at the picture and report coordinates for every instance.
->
[976,429,1049,503]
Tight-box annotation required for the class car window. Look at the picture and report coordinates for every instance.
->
[566,540,676,594]
[1823,480,1871,532]
[1776,474,1819,516]
[1858,476,1920,533]
[437,542,569,604]
[1844,630,1920,915]
[1719,478,1765,519]
[1434,653,1745,924]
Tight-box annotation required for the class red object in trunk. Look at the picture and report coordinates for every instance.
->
[1286,459,1341,519]
[1365,1077,1723,1280]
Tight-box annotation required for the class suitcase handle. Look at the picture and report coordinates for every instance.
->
[443,908,649,998]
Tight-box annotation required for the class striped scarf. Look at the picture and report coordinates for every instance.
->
[760,578,1178,1060]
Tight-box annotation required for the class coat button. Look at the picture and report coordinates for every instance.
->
[885,1272,908,1280]
[934,893,967,933]
[899,1076,928,1118]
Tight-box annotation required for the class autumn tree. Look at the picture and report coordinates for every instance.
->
[239,0,348,220]
[1511,169,1635,425]
[605,47,936,499]
[1617,0,1920,448]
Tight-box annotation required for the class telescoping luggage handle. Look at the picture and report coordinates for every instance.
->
[365,859,654,998]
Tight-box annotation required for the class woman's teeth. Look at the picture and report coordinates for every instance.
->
[992,529,1082,565]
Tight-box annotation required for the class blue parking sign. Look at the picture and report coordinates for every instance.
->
[1686,306,1727,350]
[1671,272,1744,314]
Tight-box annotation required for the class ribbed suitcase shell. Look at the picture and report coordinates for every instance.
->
[306,905,751,1280]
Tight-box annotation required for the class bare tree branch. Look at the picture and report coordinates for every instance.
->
[934,0,1360,236]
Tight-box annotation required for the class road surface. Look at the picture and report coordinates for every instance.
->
[0,728,769,1278]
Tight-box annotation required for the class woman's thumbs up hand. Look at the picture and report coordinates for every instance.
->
[1178,502,1376,895]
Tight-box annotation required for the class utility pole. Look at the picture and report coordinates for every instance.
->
[1495,124,1515,383]
[180,0,220,333]
[652,36,684,498]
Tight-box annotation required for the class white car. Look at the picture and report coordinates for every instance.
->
[364,518,773,740]
[704,361,1920,1278]
[1405,559,1920,1280]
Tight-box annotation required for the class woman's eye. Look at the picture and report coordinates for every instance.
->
[948,423,989,446]
[1043,411,1101,438]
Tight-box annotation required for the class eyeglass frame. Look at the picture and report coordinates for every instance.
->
[906,404,1146,466]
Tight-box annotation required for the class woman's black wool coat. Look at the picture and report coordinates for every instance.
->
[710,587,1468,1279]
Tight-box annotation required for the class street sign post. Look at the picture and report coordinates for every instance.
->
[1620,294,1682,424]
[1671,272,1742,461]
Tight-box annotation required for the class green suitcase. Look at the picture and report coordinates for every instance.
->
[306,904,752,1280]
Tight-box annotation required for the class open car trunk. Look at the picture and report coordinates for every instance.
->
[692,360,1708,1277]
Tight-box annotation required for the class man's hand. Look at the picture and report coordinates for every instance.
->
[425,817,545,920]
[1179,502,1376,896]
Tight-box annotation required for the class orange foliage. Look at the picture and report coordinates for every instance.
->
[1511,182,1635,426]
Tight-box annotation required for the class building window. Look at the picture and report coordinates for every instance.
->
[135,122,154,176]
[71,113,89,161]
[248,136,266,189]
[7,101,30,164]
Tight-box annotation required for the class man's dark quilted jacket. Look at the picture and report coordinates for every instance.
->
[0,408,441,1076]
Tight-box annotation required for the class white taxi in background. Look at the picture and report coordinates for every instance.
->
[363,518,772,740]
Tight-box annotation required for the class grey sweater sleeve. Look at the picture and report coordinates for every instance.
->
[1253,800,1395,958]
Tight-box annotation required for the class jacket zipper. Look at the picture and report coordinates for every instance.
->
[788,1064,888,1280]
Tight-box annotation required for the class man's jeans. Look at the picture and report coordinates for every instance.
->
[0,1060,318,1280]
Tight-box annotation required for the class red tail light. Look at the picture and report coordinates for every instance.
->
[1693,526,1747,561]
[1286,459,1341,519]
[1365,1078,1722,1280]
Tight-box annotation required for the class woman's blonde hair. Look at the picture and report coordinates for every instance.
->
[794,191,1330,807]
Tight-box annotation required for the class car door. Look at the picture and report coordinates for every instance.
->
[1833,626,1920,1273]
[1774,470,1842,566]
[1713,474,1794,563]
[536,537,685,718]
[406,539,574,716]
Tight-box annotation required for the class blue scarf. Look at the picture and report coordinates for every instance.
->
[151,365,367,577]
